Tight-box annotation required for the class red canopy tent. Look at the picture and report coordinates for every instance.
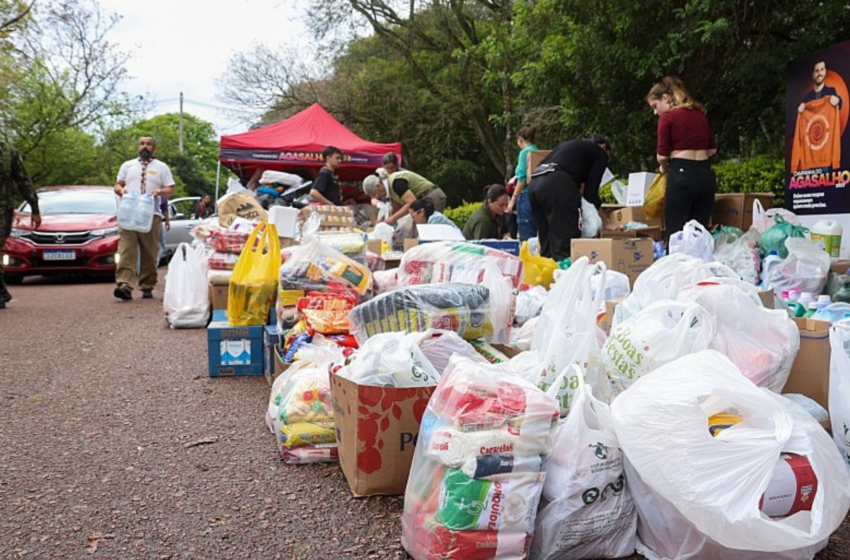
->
[218,103,402,182]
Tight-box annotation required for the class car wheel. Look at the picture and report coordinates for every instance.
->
[4,274,23,285]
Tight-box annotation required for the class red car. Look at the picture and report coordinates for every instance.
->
[2,185,120,283]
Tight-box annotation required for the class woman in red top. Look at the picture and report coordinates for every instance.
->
[646,77,717,238]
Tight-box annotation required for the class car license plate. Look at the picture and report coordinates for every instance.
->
[43,250,76,261]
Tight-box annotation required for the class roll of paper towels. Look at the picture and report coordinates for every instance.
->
[269,206,299,238]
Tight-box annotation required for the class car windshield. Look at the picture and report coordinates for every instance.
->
[21,189,118,215]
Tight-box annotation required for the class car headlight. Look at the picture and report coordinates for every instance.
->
[9,227,27,238]
[91,227,119,237]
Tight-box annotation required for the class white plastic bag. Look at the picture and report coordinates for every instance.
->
[752,199,802,233]
[677,281,800,392]
[762,237,831,296]
[602,300,714,396]
[163,243,210,328]
[612,253,737,328]
[669,219,714,261]
[531,370,637,559]
[829,319,850,467]
[713,229,761,285]
[612,350,850,559]
[580,198,602,238]
[531,257,605,414]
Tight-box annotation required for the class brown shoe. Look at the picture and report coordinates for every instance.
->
[113,286,132,301]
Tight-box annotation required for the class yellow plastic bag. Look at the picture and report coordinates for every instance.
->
[519,241,558,289]
[228,222,281,325]
[643,173,666,221]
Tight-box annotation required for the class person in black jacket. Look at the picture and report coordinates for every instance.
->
[527,135,610,261]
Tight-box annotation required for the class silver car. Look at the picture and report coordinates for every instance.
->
[162,197,206,262]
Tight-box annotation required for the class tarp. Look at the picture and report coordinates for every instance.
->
[218,103,402,182]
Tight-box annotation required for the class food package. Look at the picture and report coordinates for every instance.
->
[296,290,359,334]
[398,241,524,290]
[206,226,252,254]
[401,355,560,560]
[348,283,492,344]
[279,234,372,295]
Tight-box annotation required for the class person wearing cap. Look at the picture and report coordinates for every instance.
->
[362,167,447,227]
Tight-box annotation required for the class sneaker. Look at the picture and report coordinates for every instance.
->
[1,292,11,303]
[142,289,153,299]
[114,286,132,301]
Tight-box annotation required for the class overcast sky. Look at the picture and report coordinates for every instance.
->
[97,0,313,136]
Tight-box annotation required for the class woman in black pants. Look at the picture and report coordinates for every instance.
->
[646,77,717,238]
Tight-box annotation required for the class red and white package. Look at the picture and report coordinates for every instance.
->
[760,453,818,518]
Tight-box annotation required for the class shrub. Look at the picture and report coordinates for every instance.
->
[443,201,479,231]
[713,155,785,206]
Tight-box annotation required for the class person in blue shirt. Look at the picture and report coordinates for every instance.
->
[506,126,539,241]
[408,198,460,231]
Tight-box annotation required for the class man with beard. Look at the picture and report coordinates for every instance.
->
[798,60,842,112]
[113,136,175,301]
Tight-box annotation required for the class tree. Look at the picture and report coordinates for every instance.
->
[0,0,141,183]
[101,113,221,198]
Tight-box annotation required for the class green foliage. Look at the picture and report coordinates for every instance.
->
[713,156,786,206]
[443,201,480,232]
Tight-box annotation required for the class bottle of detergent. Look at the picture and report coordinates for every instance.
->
[811,219,843,260]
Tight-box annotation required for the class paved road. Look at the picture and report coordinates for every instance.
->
[1,272,848,559]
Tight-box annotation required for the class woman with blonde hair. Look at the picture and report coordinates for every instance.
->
[646,76,717,237]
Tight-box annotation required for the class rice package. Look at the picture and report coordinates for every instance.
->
[348,283,493,344]
[401,356,560,560]
[398,241,525,290]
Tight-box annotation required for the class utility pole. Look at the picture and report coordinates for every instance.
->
[178,92,184,156]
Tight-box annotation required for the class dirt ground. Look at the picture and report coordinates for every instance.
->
[1,271,849,559]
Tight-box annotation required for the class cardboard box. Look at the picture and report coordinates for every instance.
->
[783,318,831,414]
[602,204,664,230]
[526,150,551,174]
[331,373,435,496]
[367,239,383,255]
[209,284,228,310]
[711,193,774,231]
[626,172,658,206]
[207,309,264,377]
[757,289,775,309]
[266,343,290,386]
[468,239,521,256]
[830,260,850,275]
[571,238,654,287]
[403,238,420,252]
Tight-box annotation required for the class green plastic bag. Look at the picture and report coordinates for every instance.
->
[711,225,744,240]
[758,215,809,259]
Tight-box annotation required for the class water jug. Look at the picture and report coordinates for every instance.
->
[811,219,843,260]
[117,192,155,233]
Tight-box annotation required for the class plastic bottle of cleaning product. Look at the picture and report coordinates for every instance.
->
[760,253,782,287]
[787,301,807,318]
[811,219,843,260]
[803,302,819,318]
[799,292,817,309]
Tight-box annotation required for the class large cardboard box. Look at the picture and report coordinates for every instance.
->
[783,318,831,414]
[571,238,654,286]
[207,310,264,377]
[711,193,774,231]
[600,227,663,241]
[526,150,551,175]
[331,373,435,496]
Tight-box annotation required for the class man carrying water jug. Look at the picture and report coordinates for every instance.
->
[113,136,175,301]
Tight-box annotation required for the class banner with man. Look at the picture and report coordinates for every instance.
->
[786,41,850,214]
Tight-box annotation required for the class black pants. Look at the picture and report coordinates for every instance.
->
[664,159,716,240]
[528,169,581,261]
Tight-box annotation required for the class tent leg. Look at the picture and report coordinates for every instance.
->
[215,160,221,203]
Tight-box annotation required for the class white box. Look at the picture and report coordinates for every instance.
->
[627,172,658,207]
[417,224,465,242]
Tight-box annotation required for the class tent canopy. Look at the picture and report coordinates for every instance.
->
[218,103,402,182]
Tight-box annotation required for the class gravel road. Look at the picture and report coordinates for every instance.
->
[1,272,849,559]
